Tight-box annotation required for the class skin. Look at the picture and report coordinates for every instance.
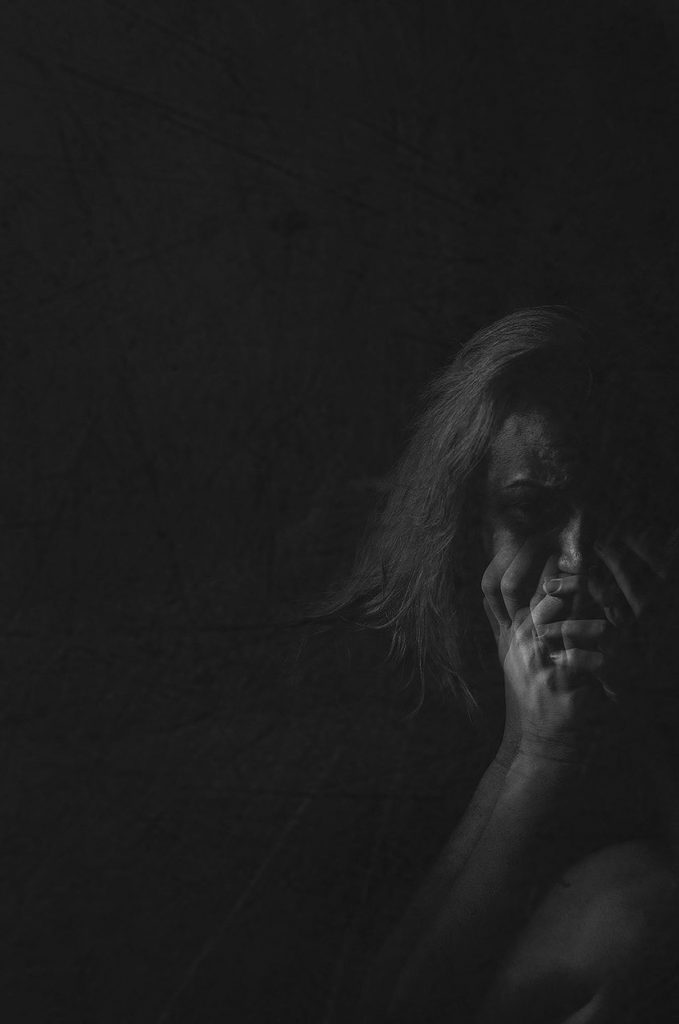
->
[362,406,679,1024]
[478,407,679,1020]
[482,406,592,570]
[481,407,611,763]
[481,406,670,717]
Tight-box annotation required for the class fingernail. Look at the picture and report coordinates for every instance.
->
[543,577,562,594]
[604,605,624,626]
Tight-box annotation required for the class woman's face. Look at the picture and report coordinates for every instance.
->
[480,402,673,687]
[481,405,602,618]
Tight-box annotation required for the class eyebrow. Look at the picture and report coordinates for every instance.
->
[503,477,572,491]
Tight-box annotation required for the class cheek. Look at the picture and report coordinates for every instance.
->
[482,507,521,559]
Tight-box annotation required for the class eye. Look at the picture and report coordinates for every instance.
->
[506,490,563,528]
[507,499,541,526]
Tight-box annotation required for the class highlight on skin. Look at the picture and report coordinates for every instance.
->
[326,308,679,1023]
[318,306,679,712]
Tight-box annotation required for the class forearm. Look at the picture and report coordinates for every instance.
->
[367,750,578,1022]
[361,738,515,1008]
[383,736,517,951]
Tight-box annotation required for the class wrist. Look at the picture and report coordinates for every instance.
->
[495,732,520,773]
[496,728,585,771]
[513,737,585,777]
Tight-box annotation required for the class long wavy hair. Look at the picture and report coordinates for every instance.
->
[314,306,676,714]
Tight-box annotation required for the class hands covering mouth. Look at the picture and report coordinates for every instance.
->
[481,528,676,763]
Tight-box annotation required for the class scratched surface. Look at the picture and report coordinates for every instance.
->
[2,2,679,1021]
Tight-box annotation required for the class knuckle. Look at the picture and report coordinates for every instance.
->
[480,570,494,596]
[561,621,575,641]
[500,574,519,599]
[515,620,532,643]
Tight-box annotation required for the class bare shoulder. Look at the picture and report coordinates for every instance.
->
[479,841,679,1024]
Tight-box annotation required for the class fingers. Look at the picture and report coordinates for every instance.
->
[529,575,588,629]
[481,538,549,630]
[535,619,609,652]
[499,539,549,623]
[483,597,501,644]
[594,535,660,619]
[586,567,617,624]
[483,596,510,663]
[481,555,512,630]
[625,530,668,579]
[548,648,605,676]
[537,574,585,599]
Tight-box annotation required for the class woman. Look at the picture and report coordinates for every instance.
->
[324,308,679,1022]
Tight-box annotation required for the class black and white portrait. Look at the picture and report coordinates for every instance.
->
[4,2,679,1022]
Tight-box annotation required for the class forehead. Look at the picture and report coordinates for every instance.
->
[486,408,583,487]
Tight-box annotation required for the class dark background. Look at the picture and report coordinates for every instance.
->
[3,2,679,1021]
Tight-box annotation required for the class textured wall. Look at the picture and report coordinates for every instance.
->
[3,2,679,1021]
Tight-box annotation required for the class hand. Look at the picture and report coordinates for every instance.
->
[482,540,609,766]
[589,527,676,690]
[591,528,669,625]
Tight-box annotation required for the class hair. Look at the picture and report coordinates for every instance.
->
[312,306,678,715]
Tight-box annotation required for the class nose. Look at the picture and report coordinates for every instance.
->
[556,508,591,575]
